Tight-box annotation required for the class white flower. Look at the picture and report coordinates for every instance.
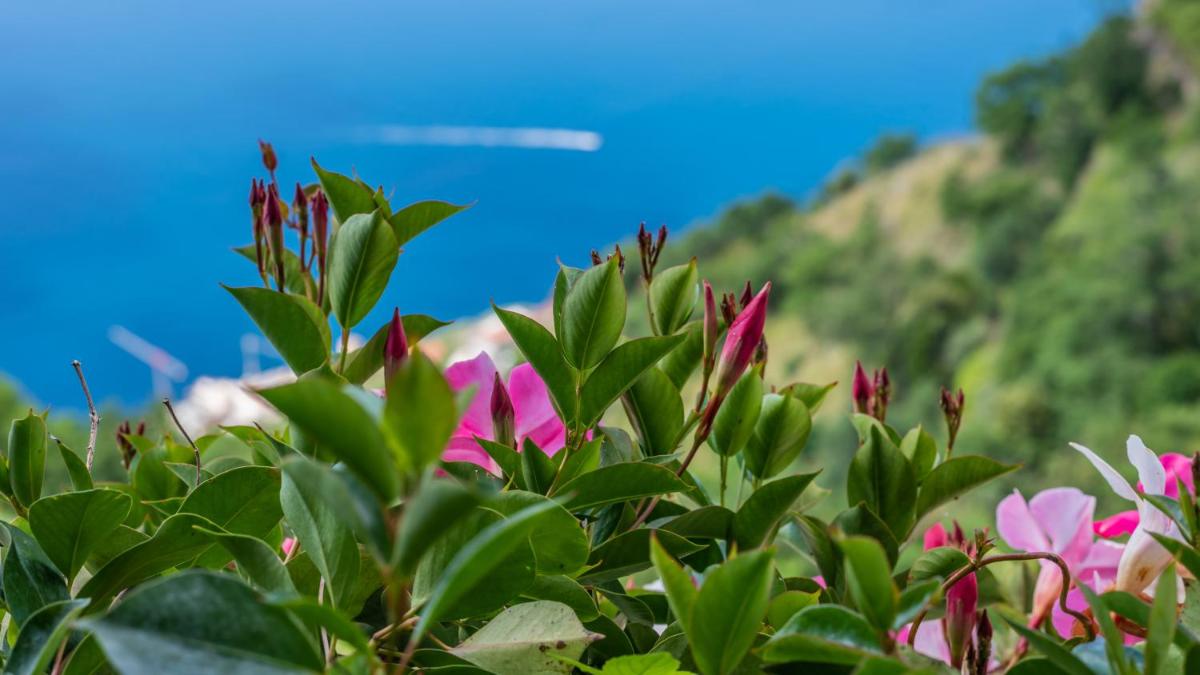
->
[1070,435,1182,594]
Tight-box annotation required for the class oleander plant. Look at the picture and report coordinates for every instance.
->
[4,145,1200,674]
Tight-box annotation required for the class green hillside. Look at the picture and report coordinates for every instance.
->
[663,9,1200,513]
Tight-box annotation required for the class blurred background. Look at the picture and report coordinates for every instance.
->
[6,0,1200,522]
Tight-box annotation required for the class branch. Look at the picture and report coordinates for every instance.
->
[162,398,201,484]
[906,551,1094,647]
[71,360,99,472]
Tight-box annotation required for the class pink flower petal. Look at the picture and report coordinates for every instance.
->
[521,415,568,457]
[923,523,947,551]
[445,352,499,439]
[1094,510,1139,539]
[1159,453,1194,499]
[508,363,560,440]
[443,435,500,475]
[996,490,1051,553]
[1028,487,1095,562]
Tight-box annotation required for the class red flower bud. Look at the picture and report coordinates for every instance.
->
[490,372,516,447]
[258,139,277,176]
[264,184,286,291]
[852,361,873,414]
[923,522,948,550]
[312,188,330,304]
[712,282,770,402]
[702,281,718,377]
[383,308,409,382]
[944,572,978,668]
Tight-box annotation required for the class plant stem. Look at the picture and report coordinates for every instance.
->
[162,398,201,485]
[719,455,728,508]
[337,329,351,373]
[71,360,99,472]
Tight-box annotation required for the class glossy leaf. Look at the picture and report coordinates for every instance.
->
[553,462,689,510]
[389,200,471,246]
[649,260,699,335]
[382,351,458,472]
[225,286,330,373]
[79,513,216,607]
[81,570,323,674]
[451,601,597,675]
[914,455,1019,520]
[258,379,398,499]
[178,465,283,568]
[658,321,704,390]
[580,335,685,426]
[838,536,897,631]
[393,478,481,576]
[280,459,360,609]
[524,575,600,622]
[743,393,811,479]
[1001,615,1092,675]
[581,529,703,583]
[1146,565,1178,675]
[709,369,763,458]
[28,488,132,581]
[491,490,589,575]
[650,535,698,635]
[1,523,68,627]
[195,526,297,596]
[494,305,578,422]
[561,257,626,370]
[622,367,684,456]
[328,210,399,329]
[899,426,938,480]
[733,471,819,549]
[846,426,916,537]
[312,159,377,223]
[6,599,88,675]
[341,313,450,384]
[760,605,883,665]
[9,410,47,509]
[690,550,774,675]
[52,437,93,491]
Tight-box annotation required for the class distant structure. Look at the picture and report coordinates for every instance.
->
[107,325,188,399]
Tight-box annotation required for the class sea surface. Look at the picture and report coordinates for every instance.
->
[1,0,1125,408]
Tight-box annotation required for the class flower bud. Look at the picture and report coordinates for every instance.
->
[701,281,718,379]
[739,280,753,310]
[944,571,978,669]
[250,179,268,283]
[311,188,330,302]
[712,283,770,403]
[264,184,286,291]
[972,610,992,675]
[719,292,738,326]
[852,361,873,414]
[258,139,277,177]
[940,386,965,453]
[383,308,409,383]
[293,183,310,270]
[490,372,516,448]
[923,522,947,550]
[872,367,890,421]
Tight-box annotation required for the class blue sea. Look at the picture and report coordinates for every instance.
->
[1,0,1124,409]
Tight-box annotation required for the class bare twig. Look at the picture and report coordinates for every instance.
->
[906,551,1094,646]
[72,360,99,471]
[162,398,201,484]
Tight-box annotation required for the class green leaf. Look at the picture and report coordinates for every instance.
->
[1076,583,1132,675]
[341,313,450,384]
[523,575,600,622]
[783,381,837,414]
[6,599,88,675]
[52,436,93,491]
[1001,614,1092,675]
[649,260,699,335]
[690,550,774,675]
[1147,565,1178,675]
[81,570,323,674]
[328,210,399,329]
[312,158,377,223]
[580,335,685,426]
[767,590,819,629]
[899,426,938,480]
[833,504,901,566]
[393,478,481,576]
[893,579,941,629]
[623,367,684,457]
[733,472,819,549]
[388,200,471,246]
[909,546,972,583]
[564,653,689,675]
[914,455,1019,520]
[28,488,132,582]
[78,513,217,607]
[234,245,310,295]
[662,505,734,540]
[225,286,331,374]
[258,379,398,499]
[743,393,811,480]
[581,529,703,583]
[491,490,589,575]
[413,499,558,644]
[794,516,842,592]
[760,605,883,665]
[271,596,370,654]
[178,465,283,568]
[1,523,68,627]
[552,265,584,347]
[9,410,47,509]
[554,437,602,488]
[280,459,359,610]
[494,305,578,423]
[846,427,916,537]
[452,601,598,675]
[838,536,897,631]
[658,322,703,391]
[561,257,626,370]
[553,462,689,510]
[521,439,558,495]
[1152,533,1200,583]
[710,370,763,458]
[382,351,458,472]
[195,526,297,596]
[650,535,699,635]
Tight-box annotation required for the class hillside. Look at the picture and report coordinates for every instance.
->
[663,7,1200,511]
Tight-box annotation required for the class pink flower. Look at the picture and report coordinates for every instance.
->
[443,352,567,474]
[851,361,872,414]
[996,487,1122,631]
[383,308,409,382]
[281,537,296,556]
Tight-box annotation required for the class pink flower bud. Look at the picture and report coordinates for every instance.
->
[944,571,978,669]
[264,184,286,291]
[312,188,330,303]
[713,282,770,401]
[852,361,873,414]
[923,522,948,550]
[702,281,718,376]
[490,372,516,447]
[384,309,409,382]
